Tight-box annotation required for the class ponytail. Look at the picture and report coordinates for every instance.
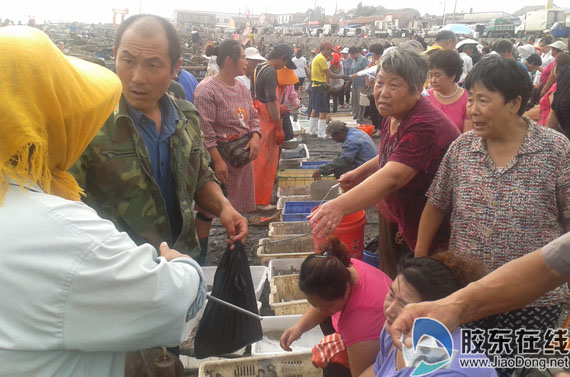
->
[299,236,352,301]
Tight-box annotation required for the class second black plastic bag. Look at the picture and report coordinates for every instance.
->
[194,241,262,358]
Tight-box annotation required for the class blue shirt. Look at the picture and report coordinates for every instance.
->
[125,95,182,241]
[179,69,199,103]
[343,57,353,75]
[342,128,377,165]
[349,55,369,88]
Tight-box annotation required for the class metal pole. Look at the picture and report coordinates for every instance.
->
[442,0,447,25]
[452,0,458,24]
[206,294,263,321]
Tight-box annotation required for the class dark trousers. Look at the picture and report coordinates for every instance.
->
[344,84,351,104]
[328,89,345,113]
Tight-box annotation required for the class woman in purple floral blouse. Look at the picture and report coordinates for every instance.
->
[416,56,570,377]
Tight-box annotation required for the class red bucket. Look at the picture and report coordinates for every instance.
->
[311,207,367,259]
[358,125,374,137]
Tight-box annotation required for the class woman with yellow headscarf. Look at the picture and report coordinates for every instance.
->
[0,26,206,377]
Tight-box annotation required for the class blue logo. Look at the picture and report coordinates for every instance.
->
[410,318,454,376]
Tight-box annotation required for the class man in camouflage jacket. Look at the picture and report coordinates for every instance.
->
[72,15,247,260]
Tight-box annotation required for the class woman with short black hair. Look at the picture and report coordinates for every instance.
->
[417,56,570,377]
[310,46,460,278]
[427,50,471,132]
[280,237,392,377]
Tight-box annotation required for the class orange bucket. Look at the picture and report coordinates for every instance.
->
[358,125,374,137]
[311,207,367,259]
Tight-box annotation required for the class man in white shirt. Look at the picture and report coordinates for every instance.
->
[456,39,476,82]
[535,37,555,85]
[236,46,265,90]
[292,48,308,95]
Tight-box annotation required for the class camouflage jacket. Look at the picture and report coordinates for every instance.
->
[71,96,216,257]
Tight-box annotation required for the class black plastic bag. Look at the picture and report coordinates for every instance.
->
[282,114,295,141]
[194,241,262,358]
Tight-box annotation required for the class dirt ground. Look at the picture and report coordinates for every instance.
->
[203,127,381,315]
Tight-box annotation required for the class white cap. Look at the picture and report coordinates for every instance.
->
[456,39,478,49]
[549,41,567,51]
[340,47,349,54]
[244,47,265,61]
[517,44,536,59]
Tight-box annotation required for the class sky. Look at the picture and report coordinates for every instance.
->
[4,0,570,24]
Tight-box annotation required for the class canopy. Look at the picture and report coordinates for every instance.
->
[441,24,474,35]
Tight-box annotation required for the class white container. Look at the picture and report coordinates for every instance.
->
[277,185,311,197]
[277,195,313,210]
[269,274,309,315]
[201,265,267,301]
[268,258,304,281]
[269,221,312,236]
[198,352,321,377]
[252,315,323,355]
[256,236,314,265]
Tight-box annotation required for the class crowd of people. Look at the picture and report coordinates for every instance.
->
[2,13,570,377]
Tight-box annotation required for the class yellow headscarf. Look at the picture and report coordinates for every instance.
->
[0,26,122,203]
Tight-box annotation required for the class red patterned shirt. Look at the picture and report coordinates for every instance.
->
[378,96,460,251]
[194,76,261,149]
[428,120,570,306]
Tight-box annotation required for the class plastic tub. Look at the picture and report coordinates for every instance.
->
[312,207,367,259]
[252,315,323,355]
[256,236,314,264]
[198,352,320,377]
[269,274,309,315]
[362,250,380,268]
[358,124,374,136]
[268,221,312,236]
[202,266,267,301]
[267,258,304,281]
[277,195,313,210]
[300,160,332,169]
[282,201,324,222]
[277,185,311,197]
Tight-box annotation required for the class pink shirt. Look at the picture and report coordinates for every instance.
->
[331,259,392,347]
[426,88,468,132]
[539,83,557,126]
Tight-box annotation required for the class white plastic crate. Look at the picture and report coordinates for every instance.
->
[268,221,312,236]
[277,185,311,197]
[256,236,314,265]
[202,265,267,301]
[198,352,322,377]
[277,195,313,210]
[267,258,304,281]
[252,315,323,355]
[269,274,309,315]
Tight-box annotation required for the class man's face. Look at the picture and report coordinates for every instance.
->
[322,47,333,58]
[115,26,181,114]
[441,39,456,51]
[349,52,360,60]
[540,42,551,55]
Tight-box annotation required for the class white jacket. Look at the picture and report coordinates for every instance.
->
[0,183,204,377]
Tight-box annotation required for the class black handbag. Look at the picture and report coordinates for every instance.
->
[282,114,294,141]
[216,135,252,168]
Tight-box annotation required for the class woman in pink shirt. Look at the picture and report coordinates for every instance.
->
[280,237,392,377]
[427,50,472,133]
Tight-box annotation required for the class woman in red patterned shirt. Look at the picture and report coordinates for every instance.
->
[193,40,261,263]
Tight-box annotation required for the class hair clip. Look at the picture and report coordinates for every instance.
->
[323,251,329,256]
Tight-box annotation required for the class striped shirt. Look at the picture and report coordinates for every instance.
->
[194,76,261,149]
